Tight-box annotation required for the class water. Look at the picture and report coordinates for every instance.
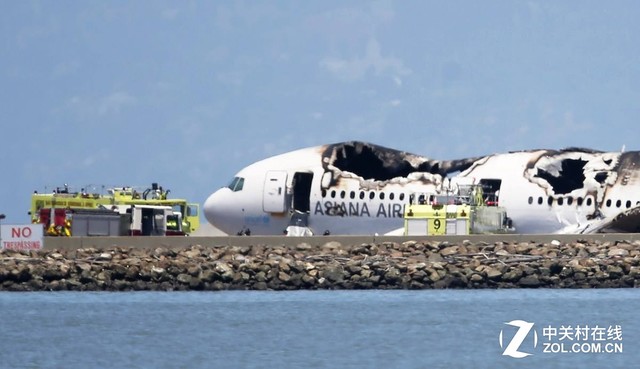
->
[0,289,637,369]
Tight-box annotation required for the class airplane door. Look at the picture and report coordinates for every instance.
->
[263,170,288,213]
[292,172,313,213]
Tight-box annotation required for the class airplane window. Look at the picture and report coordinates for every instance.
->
[227,177,244,191]
[331,190,336,198]
[538,197,543,205]
[359,191,365,200]
[369,192,375,200]
[389,193,395,200]
[577,197,583,206]
[616,200,621,208]
[322,189,327,198]
[586,198,592,206]
[528,196,533,205]
[340,190,346,199]
[380,192,385,200]
[626,200,631,208]
[547,196,553,206]
[557,197,564,206]
[399,193,405,201]
[567,197,573,206]
[350,191,355,199]
[606,199,612,207]
[230,177,244,192]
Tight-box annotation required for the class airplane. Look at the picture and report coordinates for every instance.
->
[203,141,640,235]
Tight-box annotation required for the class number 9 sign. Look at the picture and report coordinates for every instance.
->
[428,217,445,235]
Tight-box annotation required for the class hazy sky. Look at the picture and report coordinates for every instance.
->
[2,1,639,224]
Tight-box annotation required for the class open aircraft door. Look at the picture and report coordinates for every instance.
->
[263,170,288,213]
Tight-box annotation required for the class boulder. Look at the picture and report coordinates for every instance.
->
[519,275,541,288]
[608,248,630,257]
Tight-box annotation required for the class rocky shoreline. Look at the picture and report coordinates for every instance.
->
[1,239,639,291]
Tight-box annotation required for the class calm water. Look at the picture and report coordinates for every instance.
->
[0,289,637,369]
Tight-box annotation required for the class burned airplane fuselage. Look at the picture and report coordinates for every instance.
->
[521,148,640,218]
[320,141,480,188]
[313,141,472,224]
[204,140,640,235]
[316,142,640,229]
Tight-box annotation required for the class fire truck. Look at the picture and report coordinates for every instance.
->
[403,184,515,236]
[30,183,199,235]
[37,205,185,237]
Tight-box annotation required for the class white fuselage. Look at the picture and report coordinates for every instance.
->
[204,143,640,235]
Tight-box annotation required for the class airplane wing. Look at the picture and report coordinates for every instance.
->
[559,206,640,234]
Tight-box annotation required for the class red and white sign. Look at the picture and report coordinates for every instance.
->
[1,224,43,250]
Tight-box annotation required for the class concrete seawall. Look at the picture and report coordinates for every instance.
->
[2,237,639,291]
[39,233,640,250]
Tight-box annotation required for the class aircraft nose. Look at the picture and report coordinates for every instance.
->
[203,188,230,229]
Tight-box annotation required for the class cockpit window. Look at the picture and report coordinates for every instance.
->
[227,177,245,192]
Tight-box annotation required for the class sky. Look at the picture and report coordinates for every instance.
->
[1,1,640,229]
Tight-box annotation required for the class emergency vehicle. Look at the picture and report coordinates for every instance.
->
[30,183,199,234]
[36,205,185,237]
[403,185,515,236]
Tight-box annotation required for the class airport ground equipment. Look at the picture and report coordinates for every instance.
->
[403,185,514,236]
[30,183,199,234]
[35,205,185,237]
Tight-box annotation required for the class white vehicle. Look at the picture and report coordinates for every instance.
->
[204,141,640,235]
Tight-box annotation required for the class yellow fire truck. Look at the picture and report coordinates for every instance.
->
[403,185,515,236]
[30,183,199,235]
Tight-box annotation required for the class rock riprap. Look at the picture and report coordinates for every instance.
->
[1,239,639,291]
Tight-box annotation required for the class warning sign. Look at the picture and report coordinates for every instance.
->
[1,224,43,250]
